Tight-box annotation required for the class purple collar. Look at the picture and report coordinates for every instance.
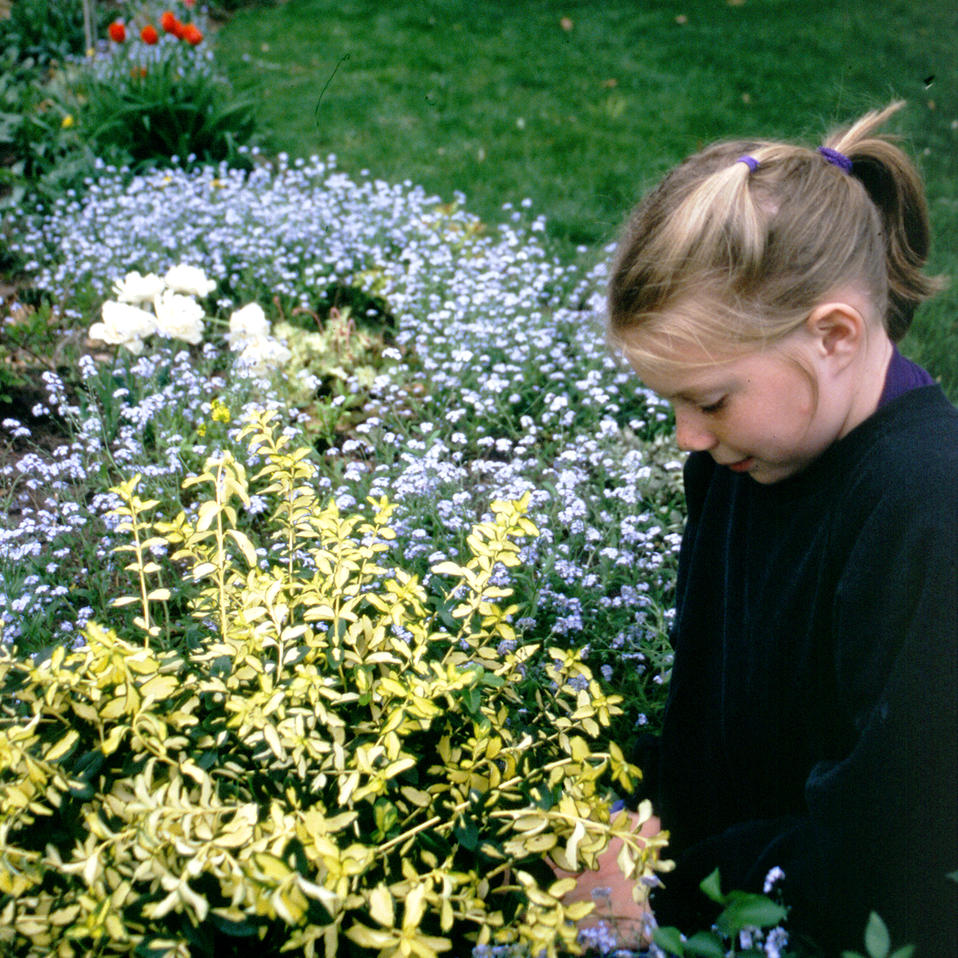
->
[878,346,935,408]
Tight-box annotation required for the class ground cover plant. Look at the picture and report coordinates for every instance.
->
[0,155,684,743]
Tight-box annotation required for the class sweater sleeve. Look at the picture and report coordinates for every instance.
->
[652,474,958,955]
[625,453,714,807]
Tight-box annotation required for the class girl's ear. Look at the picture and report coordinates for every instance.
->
[804,300,867,364]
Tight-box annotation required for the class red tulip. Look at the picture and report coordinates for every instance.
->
[160,11,180,34]
[140,24,159,45]
[182,23,203,45]
[107,20,126,42]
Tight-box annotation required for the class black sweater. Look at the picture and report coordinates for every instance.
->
[641,385,958,955]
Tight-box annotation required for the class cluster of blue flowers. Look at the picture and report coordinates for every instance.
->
[1,154,682,720]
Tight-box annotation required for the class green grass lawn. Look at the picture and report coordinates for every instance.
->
[216,0,958,392]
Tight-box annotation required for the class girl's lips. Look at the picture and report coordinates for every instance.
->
[727,457,755,473]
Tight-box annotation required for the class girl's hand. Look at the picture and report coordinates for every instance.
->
[552,811,661,949]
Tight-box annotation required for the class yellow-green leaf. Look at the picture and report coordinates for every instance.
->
[44,730,80,762]
[101,725,128,756]
[403,882,427,930]
[226,529,259,567]
[524,832,557,853]
[568,735,591,763]
[345,923,396,949]
[195,500,221,532]
[263,723,287,761]
[139,674,179,701]
[369,884,394,927]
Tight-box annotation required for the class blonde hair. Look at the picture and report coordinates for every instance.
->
[608,102,944,370]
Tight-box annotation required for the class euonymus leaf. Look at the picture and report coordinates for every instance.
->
[454,819,480,851]
[0,413,671,954]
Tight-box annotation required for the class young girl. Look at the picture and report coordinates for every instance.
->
[603,103,958,954]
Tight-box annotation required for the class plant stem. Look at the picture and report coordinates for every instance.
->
[214,460,228,640]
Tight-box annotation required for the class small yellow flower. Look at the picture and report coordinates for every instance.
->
[196,423,207,437]
[210,399,231,423]
[61,114,75,129]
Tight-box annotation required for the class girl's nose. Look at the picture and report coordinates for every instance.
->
[674,406,718,452]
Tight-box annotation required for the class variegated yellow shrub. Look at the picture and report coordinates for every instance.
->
[0,409,670,958]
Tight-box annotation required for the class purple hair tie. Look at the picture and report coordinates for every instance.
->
[817,146,853,173]
[736,155,760,172]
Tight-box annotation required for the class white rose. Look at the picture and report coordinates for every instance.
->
[89,300,157,353]
[226,302,271,350]
[152,290,205,344]
[236,336,292,375]
[112,270,165,305]
[163,264,216,297]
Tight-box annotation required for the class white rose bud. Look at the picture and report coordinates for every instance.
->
[112,270,165,305]
[163,264,216,297]
[152,290,205,345]
[89,300,158,353]
[226,302,271,350]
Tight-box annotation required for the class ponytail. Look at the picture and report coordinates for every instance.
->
[609,101,945,366]
[826,101,944,340]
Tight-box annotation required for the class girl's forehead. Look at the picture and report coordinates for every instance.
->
[632,361,738,402]
[615,302,757,383]
[626,343,785,401]
[621,333,742,393]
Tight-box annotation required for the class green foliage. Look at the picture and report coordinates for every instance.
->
[0,48,97,209]
[210,0,278,12]
[651,875,919,958]
[71,41,258,173]
[652,869,787,957]
[274,306,387,443]
[0,409,672,956]
[0,300,62,403]
[841,912,915,958]
[0,0,93,66]
[0,8,258,210]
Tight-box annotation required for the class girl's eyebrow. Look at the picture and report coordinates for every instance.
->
[666,382,733,403]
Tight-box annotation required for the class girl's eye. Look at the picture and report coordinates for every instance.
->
[699,397,726,415]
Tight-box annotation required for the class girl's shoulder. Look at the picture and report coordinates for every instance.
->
[852,386,958,492]
[832,386,958,543]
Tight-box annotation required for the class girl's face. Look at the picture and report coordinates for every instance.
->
[629,336,852,485]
